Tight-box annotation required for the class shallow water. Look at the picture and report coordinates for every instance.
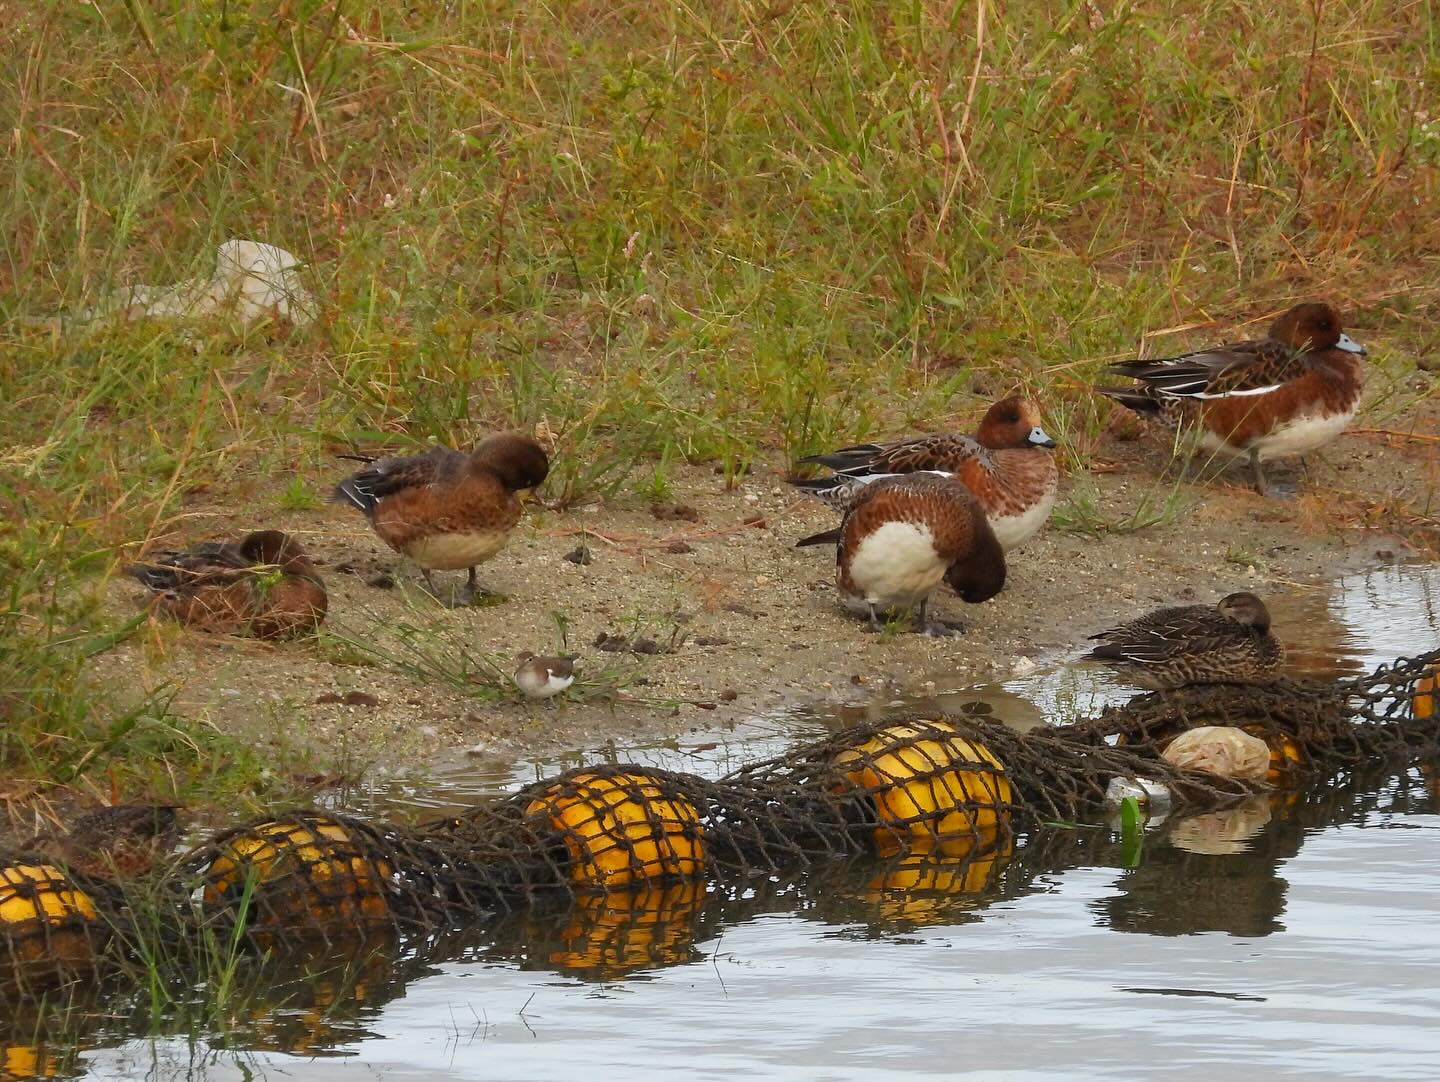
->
[9,564,1440,1081]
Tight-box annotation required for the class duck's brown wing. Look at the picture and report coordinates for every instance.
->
[1107,339,1307,400]
[125,540,253,594]
[1084,606,1237,663]
[333,446,467,518]
[801,433,981,476]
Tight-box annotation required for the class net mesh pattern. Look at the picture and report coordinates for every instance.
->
[2,648,1436,994]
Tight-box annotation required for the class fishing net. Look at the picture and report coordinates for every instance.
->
[1,647,1436,998]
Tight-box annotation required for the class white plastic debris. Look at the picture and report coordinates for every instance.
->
[1104,775,1172,810]
[59,239,315,333]
[1161,725,1270,782]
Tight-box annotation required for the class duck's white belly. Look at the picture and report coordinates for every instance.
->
[843,522,946,609]
[405,529,511,570]
[1201,408,1355,462]
[989,486,1057,550]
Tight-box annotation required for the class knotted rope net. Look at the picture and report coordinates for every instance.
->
[2,647,1436,1001]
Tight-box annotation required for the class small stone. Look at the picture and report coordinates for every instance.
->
[665,540,694,554]
[650,502,701,522]
[1011,656,1038,676]
[317,691,380,707]
[364,572,395,590]
[564,545,593,565]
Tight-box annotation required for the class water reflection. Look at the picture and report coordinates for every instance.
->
[7,565,1440,1079]
[7,764,1437,1080]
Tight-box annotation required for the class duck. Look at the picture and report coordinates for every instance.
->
[791,395,1059,549]
[1082,591,1284,690]
[1097,302,1366,496]
[513,652,577,700]
[18,803,183,881]
[126,530,327,638]
[333,433,550,606]
[795,473,1006,635]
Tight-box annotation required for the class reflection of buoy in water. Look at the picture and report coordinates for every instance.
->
[200,818,394,930]
[238,940,395,1055]
[862,833,1012,925]
[544,879,703,974]
[0,863,103,977]
[525,773,706,888]
[834,721,1014,845]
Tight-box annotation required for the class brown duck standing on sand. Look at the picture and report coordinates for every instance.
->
[796,472,1006,636]
[792,395,1060,550]
[17,803,183,881]
[126,530,327,638]
[1082,592,1284,690]
[333,433,550,606]
[1097,302,1366,497]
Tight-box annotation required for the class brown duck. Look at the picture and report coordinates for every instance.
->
[126,530,327,638]
[1083,592,1284,690]
[796,472,1006,635]
[1098,302,1366,496]
[791,395,1059,549]
[333,432,549,605]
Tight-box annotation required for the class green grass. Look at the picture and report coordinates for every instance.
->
[2,0,1438,801]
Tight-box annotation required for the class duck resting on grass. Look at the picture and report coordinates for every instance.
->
[126,530,327,639]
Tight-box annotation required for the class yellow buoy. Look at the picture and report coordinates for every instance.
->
[525,772,706,887]
[201,818,393,928]
[1415,670,1437,720]
[1240,724,1307,786]
[0,864,102,974]
[1,1043,67,1080]
[834,722,1014,844]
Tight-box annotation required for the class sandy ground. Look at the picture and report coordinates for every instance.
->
[86,402,1438,788]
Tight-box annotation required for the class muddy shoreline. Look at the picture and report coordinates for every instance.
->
[86,416,1434,791]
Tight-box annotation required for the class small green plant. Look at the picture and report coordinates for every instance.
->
[1118,795,1145,868]
[277,476,321,511]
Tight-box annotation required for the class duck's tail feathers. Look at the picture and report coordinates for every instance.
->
[1096,386,1164,416]
[331,476,378,517]
[794,528,843,549]
[798,445,884,472]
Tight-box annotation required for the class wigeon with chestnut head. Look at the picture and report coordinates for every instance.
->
[796,472,1006,635]
[333,432,549,606]
[1082,591,1284,690]
[126,529,327,639]
[1099,302,1367,496]
[791,395,1059,549]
